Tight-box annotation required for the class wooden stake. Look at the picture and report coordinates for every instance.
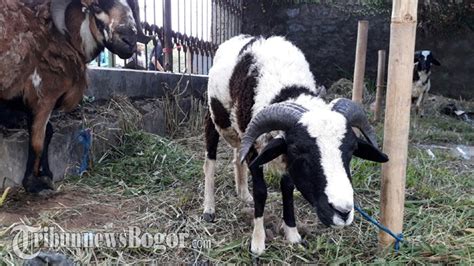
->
[352,20,369,104]
[379,0,418,249]
[374,50,387,122]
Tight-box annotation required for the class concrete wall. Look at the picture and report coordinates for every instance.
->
[243,1,390,86]
[0,68,208,189]
[241,0,474,99]
[86,67,208,100]
[420,31,474,100]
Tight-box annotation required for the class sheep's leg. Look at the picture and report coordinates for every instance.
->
[39,122,54,178]
[233,148,253,203]
[22,107,55,193]
[23,121,53,178]
[415,92,424,116]
[416,81,430,117]
[247,147,267,255]
[203,114,219,222]
[280,174,302,244]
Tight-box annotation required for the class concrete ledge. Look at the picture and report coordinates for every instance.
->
[86,67,208,100]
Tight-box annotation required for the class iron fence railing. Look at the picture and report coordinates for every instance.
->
[92,0,243,75]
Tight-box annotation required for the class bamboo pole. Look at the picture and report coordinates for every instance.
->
[379,0,418,249]
[374,50,387,122]
[352,20,369,104]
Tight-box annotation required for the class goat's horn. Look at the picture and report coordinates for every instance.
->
[51,0,74,35]
[127,0,151,44]
[330,98,378,147]
[239,103,307,163]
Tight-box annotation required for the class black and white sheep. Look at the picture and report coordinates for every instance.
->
[412,50,441,116]
[0,0,148,193]
[202,35,389,255]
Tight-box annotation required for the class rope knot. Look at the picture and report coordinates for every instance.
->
[354,204,404,252]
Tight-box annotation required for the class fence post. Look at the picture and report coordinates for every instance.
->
[186,49,193,74]
[374,50,387,122]
[379,0,418,249]
[163,0,173,71]
[352,20,369,104]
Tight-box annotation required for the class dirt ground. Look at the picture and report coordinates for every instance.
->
[1,187,131,229]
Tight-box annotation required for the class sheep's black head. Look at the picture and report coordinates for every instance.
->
[415,50,441,73]
[240,99,388,228]
[51,0,150,60]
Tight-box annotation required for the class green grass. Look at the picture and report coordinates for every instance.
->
[69,131,202,196]
[410,115,474,145]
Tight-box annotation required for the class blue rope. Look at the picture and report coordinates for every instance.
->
[354,204,404,252]
[77,128,92,175]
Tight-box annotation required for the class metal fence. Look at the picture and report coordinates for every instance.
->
[93,0,243,75]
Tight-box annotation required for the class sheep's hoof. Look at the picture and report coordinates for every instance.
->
[281,223,302,244]
[250,237,265,256]
[203,212,216,223]
[249,244,262,263]
[23,175,55,194]
[239,191,253,204]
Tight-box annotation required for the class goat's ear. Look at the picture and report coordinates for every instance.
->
[431,57,441,66]
[414,51,421,62]
[353,138,389,163]
[249,138,287,168]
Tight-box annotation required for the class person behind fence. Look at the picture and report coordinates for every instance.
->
[149,37,164,71]
[125,43,147,70]
[88,51,109,67]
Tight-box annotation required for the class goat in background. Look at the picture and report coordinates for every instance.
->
[412,50,441,116]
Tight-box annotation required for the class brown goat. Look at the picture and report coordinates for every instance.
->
[0,0,148,193]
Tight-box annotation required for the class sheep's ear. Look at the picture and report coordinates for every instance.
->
[249,138,287,168]
[353,138,389,163]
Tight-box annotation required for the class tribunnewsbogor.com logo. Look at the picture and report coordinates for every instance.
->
[9,225,212,259]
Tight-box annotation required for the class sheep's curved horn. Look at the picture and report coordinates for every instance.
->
[330,98,378,147]
[239,103,307,163]
[51,0,74,35]
[127,0,151,44]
